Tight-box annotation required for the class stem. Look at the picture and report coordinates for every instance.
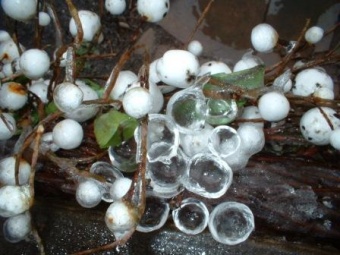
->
[65,0,83,46]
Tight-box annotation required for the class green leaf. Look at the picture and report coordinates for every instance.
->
[209,65,265,90]
[45,101,58,114]
[94,109,138,149]
[82,78,105,97]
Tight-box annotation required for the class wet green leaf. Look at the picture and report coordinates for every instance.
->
[45,101,59,114]
[94,109,138,148]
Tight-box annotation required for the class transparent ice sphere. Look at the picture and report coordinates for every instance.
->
[90,161,123,202]
[136,193,170,233]
[172,198,209,235]
[183,153,233,199]
[166,87,208,134]
[208,125,241,158]
[206,98,238,125]
[108,141,137,173]
[209,202,255,245]
[148,148,188,198]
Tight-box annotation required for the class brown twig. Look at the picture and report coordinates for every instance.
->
[65,0,83,46]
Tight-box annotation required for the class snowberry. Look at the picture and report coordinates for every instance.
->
[1,58,21,77]
[187,40,203,57]
[0,40,22,64]
[233,51,263,72]
[40,132,60,153]
[137,0,170,23]
[0,82,28,110]
[3,211,31,243]
[29,80,49,103]
[109,70,138,100]
[53,82,84,113]
[64,80,99,122]
[198,61,232,76]
[0,30,11,42]
[273,69,292,93]
[305,26,324,44]
[0,113,16,140]
[149,59,161,84]
[239,106,263,128]
[0,185,32,218]
[149,81,164,113]
[1,0,37,22]
[0,156,31,185]
[300,107,340,145]
[38,12,51,26]
[330,129,340,150]
[76,179,103,208]
[293,68,333,97]
[258,91,290,122]
[105,200,138,239]
[105,0,126,15]
[237,124,265,156]
[69,10,101,42]
[52,119,84,150]
[122,87,153,118]
[19,49,50,79]
[109,177,132,201]
[251,23,278,52]
[156,49,200,88]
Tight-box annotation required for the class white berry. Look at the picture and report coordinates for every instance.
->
[198,61,232,76]
[0,40,22,64]
[258,91,290,122]
[0,113,16,140]
[109,70,138,100]
[3,211,31,243]
[137,0,170,23]
[187,40,203,57]
[0,156,31,185]
[109,177,132,201]
[69,10,101,42]
[53,82,84,113]
[0,185,32,218]
[52,119,84,150]
[29,80,49,103]
[293,68,333,97]
[300,107,340,145]
[122,87,153,119]
[156,49,200,88]
[305,26,324,44]
[1,0,37,22]
[251,23,278,52]
[105,0,126,15]
[19,49,50,79]
[0,82,28,110]
[76,179,103,208]
[38,12,51,26]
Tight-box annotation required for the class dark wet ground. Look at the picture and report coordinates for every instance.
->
[0,0,340,254]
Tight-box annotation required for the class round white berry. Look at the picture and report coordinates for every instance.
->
[137,0,170,23]
[69,10,101,42]
[0,156,31,185]
[0,113,16,140]
[105,200,138,239]
[0,82,28,110]
[237,124,265,156]
[258,91,290,122]
[148,81,164,113]
[1,0,37,22]
[122,87,153,119]
[29,80,49,103]
[109,70,138,100]
[105,0,126,15]
[293,68,333,97]
[64,80,99,122]
[300,107,340,145]
[0,40,21,64]
[305,26,324,44]
[109,177,132,201]
[156,49,200,88]
[233,51,263,72]
[330,129,340,150]
[187,40,203,57]
[0,185,32,218]
[19,49,50,79]
[38,12,51,26]
[40,132,60,153]
[251,23,278,52]
[0,30,11,42]
[239,106,263,128]
[52,119,84,150]
[3,211,32,243]
[53,82,84,113]
[198,61,232,76]
[76,179,103,208]
[1,58,21,77]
